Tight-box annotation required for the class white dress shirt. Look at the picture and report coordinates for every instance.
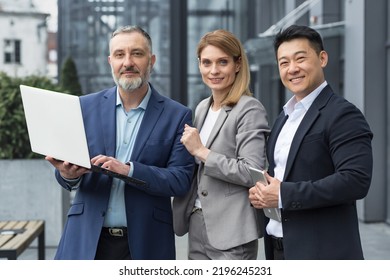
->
[266,81,327,237]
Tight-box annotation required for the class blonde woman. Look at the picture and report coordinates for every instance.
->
[173,29,270,260]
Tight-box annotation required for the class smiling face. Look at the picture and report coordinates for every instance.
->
[198,45,240,97]
[108,31,155,92]
[277,38,328,100]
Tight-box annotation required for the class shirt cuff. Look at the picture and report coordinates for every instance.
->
[125,161,134,177]
[61,175,81,190]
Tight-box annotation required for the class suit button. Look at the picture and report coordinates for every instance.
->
[201,190,208,196]
[291,202,297,208]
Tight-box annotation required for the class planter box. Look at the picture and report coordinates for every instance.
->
[0,159,69,247]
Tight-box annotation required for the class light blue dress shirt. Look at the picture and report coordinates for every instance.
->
[103,86,151,227]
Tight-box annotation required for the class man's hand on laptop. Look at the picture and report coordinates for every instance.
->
[91,155,130,176]
[45,156,89,180]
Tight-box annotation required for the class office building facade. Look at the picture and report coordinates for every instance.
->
[58,0,389,224]
[0,0,49,77]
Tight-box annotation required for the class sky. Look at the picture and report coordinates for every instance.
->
[34,0,58,32]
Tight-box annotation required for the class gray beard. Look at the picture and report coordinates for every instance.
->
[112,64,151,91]
[117,76,143,91]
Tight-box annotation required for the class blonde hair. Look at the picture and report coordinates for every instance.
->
[197,29,252,106]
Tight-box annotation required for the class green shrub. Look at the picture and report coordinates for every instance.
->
[60,57,83,96]
[0,72,61,159]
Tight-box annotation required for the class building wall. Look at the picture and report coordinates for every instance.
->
[57,0,390,224]
[0,160,68,247]
[345,0,389,223]
[246,0,388,223]
[58,0,170,95]
[0,11,48,77]
[387,0,390,225]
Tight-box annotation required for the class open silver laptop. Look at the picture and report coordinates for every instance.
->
[20,85,145,186]
[249,166,282,222]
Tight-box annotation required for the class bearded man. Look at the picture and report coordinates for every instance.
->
[46,25,194,260]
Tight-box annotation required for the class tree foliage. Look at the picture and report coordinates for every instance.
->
[60,57,83,96]
[0,72,61,159]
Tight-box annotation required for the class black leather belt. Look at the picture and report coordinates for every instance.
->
[271,236,284,250]
[102,227,127,237]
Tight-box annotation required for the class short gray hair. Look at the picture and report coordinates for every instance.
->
[110,25,153,53]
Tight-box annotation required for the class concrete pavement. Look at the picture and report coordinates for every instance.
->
[13,221,390,260]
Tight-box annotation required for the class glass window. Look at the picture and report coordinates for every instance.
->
[3,39,21,64]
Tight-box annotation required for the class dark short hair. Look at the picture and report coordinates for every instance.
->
[273,25,324,56]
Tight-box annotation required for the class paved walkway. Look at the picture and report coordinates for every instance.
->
[13,221,390,260]
[359,221,390,259]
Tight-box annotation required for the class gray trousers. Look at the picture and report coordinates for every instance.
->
[188,209,258,260]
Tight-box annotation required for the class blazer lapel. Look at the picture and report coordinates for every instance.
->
[100,88,117,157]
[267,112,288,165]
[194,98,210,131]
[283,86,333,180]
[192,97,230,184]
[130,88,164,161]
[193,97,232,147]
[205,106,230,148]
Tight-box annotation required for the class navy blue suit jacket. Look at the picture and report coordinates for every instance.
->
[265,85,373,259]
[54,84,194,259]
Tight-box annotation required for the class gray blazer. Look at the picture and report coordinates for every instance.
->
[173,95,270,250]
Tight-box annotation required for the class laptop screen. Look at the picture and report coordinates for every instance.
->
[20,85,91,168]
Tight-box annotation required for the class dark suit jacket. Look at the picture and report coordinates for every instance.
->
[265,85,373,260]
[54,84,194,260]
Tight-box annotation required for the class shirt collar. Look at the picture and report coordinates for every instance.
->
[116,84,152,111]
[283,81,327,116]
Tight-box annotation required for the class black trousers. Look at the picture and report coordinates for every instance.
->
[95,227,132,260]
[271,236,285,260]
